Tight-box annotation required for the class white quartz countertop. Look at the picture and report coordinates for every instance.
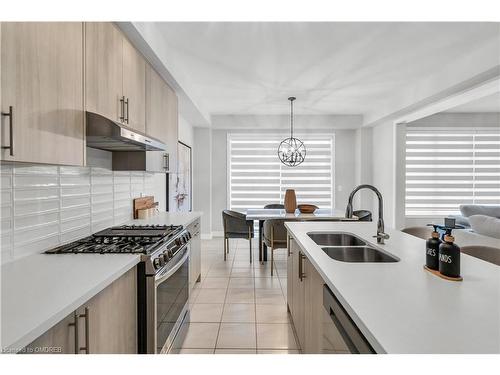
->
[1,211,202,353]
[127,211,201,227]
[1,253,140,352]
[285,221,500,354]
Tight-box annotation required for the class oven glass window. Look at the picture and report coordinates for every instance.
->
[156,257,189,353]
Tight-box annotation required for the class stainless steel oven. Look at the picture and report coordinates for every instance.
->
[137,231,191,354]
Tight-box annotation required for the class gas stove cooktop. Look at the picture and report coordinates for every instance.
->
[45,224,184,255]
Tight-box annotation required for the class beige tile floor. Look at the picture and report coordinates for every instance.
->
[170,237,300,354]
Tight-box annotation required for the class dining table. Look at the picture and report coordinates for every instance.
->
[245,208,358,262]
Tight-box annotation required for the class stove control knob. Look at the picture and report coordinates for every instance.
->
[153,258,161,269]
[162,253,169,262]
[159,256,166,267]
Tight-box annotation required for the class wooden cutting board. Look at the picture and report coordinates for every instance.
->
[133,196,154,219]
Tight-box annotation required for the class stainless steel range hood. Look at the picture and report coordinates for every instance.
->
[86,112,166,152]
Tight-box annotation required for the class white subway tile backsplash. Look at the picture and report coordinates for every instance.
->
[13,164,58,175]
[14,222,59,245]
[14,187,59,201]
[14,212,59,230]
[61,195,90,208]
[15,199,59,215]
[0,163,165,264]
[60,206,91,221]
[14,175,58,187]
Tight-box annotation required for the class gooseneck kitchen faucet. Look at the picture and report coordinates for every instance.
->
[345,184,390,244]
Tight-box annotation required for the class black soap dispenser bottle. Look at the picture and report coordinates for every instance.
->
[439,231,461,278]
[425,225,441,270]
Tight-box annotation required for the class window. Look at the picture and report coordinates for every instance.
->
[228,133,334,212]
[405,127,500,216]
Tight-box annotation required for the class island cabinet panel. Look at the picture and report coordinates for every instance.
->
[304,258,325,354]
[85,22,124,123]
[23,266,137,354]
[288,238,306,349]
[1,22,85,166]
[187,218,202,289]
[122,37,146,132]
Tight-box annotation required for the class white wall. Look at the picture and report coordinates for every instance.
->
[178,115,194,147]
[192,128,212,237]
[371,121,397,228]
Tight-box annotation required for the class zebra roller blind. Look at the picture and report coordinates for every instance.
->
[228,133,334,211]
[405,127,500,216]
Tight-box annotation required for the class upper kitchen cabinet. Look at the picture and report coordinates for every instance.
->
[122,37,146,132]
[1,22,85,166]
[145,64,178,172]
[85,22,123,124]
[85,22,146,132]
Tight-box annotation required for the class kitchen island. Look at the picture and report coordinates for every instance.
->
[285,221,500,354]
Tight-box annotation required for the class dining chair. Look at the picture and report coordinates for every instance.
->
[222,210,254,262]
[264,204,285,209]
[461,245,500,266]
[262,219,287,276]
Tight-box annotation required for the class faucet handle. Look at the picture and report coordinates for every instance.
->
[373,232,390,243]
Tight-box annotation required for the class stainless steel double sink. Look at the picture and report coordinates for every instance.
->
[307,232,399,263]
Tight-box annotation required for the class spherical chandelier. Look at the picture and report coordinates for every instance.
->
[278,97,306,167]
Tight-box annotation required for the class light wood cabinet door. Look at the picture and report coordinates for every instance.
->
[165,83,178,173]
[83,266,137,354]
[145,64,170,144]
[23,312,76,354]
[1,22,85,165]
[122,37,146,132]
[304,258,324,354]
[85,22,123,123]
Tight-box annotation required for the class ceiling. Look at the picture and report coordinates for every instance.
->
[149,22,499,118]
[446,92,500,112]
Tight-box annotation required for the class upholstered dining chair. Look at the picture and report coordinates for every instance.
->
[401,226,432,240]
[262,219,287,276]
[222,210,254,263]
[461,246,500,266]
[264,204,285,209]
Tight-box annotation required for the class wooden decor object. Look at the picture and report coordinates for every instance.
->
[423,265,463,282]
[284,189,297,213]
[133,196,154,219]
[297,204,318,214]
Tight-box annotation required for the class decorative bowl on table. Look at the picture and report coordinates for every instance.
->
[297,204,318,214]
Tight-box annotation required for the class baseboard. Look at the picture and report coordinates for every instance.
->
[200,233,212,240]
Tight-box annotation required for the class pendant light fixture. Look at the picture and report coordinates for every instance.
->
[278,97,306,167]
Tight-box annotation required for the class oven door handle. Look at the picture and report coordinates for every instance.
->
[155,246,190,286]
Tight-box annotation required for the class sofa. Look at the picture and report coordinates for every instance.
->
[451,204,500,228]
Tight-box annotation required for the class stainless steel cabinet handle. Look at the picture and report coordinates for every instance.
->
[125,97,129,124]
[1,106,14,156]
[298,251,306,281]
[68,311,79,354]
[119,96,125,122]
[80,307,90,354]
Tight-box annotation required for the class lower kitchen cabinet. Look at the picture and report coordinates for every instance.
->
[287,235,347,354]
[24,266,137,354]
[188,218,201,289]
